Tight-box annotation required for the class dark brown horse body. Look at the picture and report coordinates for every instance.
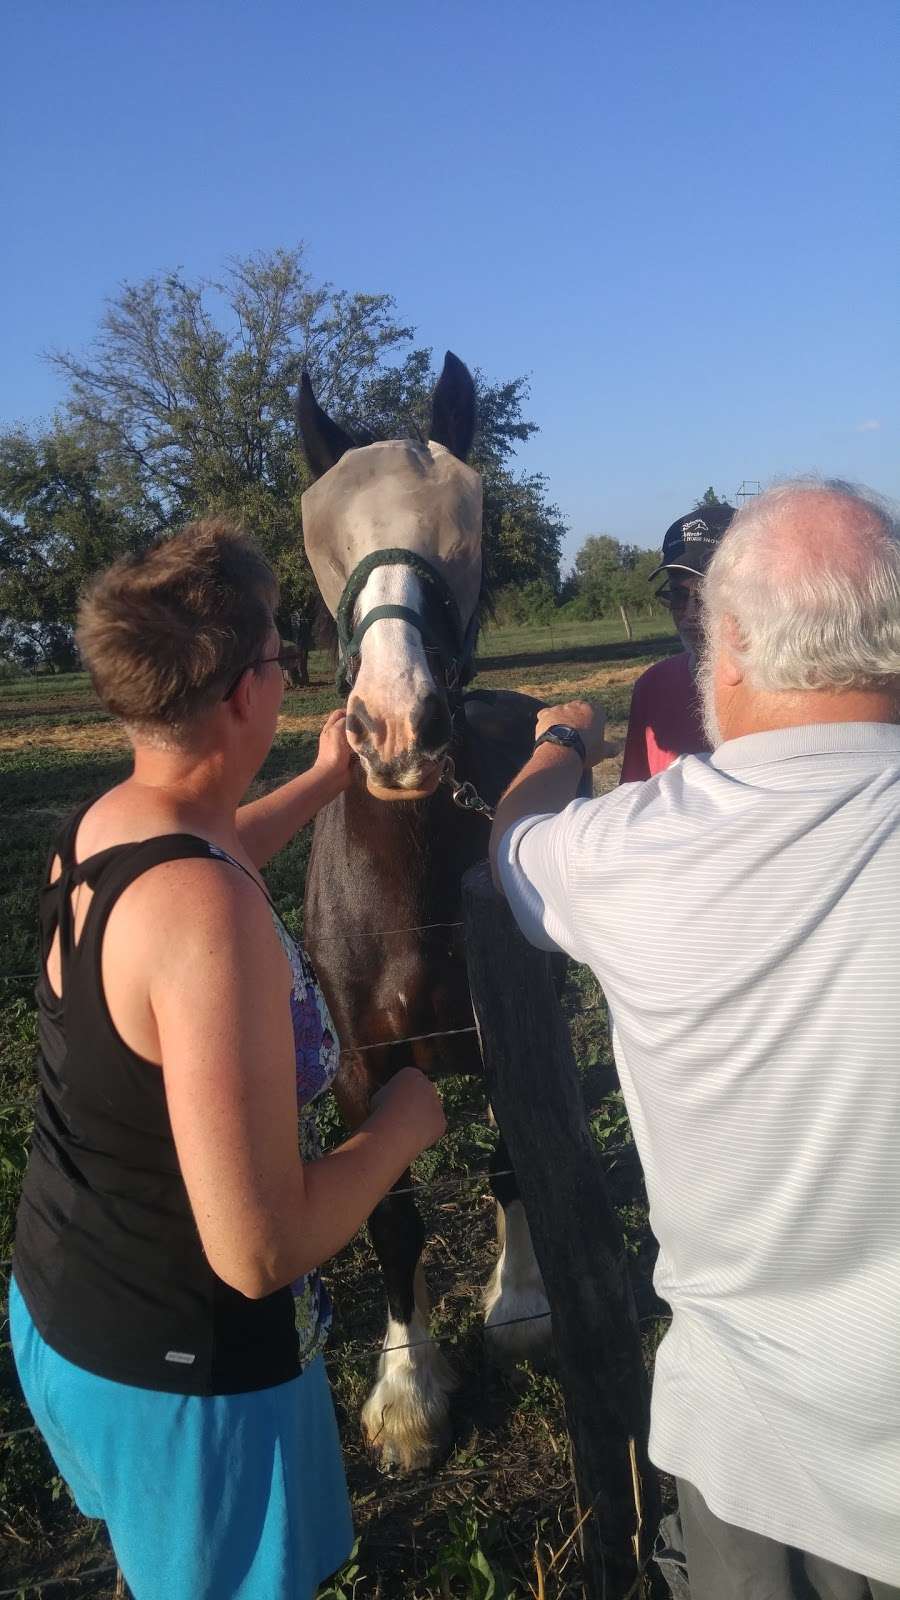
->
[306,691,541,1106]
[298,357,553,1469]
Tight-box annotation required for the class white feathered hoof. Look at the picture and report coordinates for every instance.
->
[483,1199,553,1369]
[360,1349,455,1471]
[360,1283,457,1471]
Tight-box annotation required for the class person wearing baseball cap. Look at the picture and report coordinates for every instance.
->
[620,501,735,781]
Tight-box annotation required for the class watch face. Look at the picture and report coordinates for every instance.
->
[546,725,579,746]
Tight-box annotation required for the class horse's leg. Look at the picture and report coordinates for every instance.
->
[483,1129,553,1365]
[360,1179,457,1471]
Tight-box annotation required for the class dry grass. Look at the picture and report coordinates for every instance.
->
[0,662,640,759]
[511,663,647,703]
[0,721,127,754]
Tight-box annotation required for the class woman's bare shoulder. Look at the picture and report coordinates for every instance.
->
[73,782,198,859]
[118,850,273,935]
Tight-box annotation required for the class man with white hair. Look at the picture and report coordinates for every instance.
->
[490,480,900,1598]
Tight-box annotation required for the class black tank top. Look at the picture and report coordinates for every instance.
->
[13,804,305,1396]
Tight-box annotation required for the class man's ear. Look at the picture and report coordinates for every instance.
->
[720,615,745,686]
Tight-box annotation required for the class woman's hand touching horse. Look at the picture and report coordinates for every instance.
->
[236,709,357,868]
[314,709,356,791]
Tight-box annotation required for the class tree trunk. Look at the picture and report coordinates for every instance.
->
[619,604,634,640]
[284,643,310,688]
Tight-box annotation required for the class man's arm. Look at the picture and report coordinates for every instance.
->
[489,700,607,889]
[236,710,354,868]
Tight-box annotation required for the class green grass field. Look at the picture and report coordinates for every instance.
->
[0,617,678,1599]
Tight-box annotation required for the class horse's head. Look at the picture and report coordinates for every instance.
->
[298,353,482,800]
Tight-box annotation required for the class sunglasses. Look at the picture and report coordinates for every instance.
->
[222,647,304,701]
[656,584,702,613]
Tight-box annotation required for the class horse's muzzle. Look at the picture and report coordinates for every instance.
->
[360,749,445,801]
[347,690,452,800]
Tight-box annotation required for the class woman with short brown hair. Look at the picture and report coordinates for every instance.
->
[10,519,445,1600]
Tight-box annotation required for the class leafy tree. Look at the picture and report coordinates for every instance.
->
[50,249,416,658]
[22,246,564,675]
[572,535,637,618]
[697,486,726,507]
[565,536,666,623]
[620,547,667,615]
[0,422,150,670]
[492,578,559,626]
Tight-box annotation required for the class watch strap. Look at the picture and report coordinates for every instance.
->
[534,726,587,764]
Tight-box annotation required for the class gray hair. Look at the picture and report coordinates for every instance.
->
[702,478,900,693]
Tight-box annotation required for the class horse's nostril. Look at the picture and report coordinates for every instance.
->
[413,693,451,753]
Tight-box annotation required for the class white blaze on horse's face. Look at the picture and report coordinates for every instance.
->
[302,439,483,800]
[346,565,447,795]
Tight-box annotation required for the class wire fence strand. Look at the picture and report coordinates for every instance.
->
[0,1310,555,1445]
[0,1562,119,1599]
[0,921,468,991]
[0,1300,670,1447]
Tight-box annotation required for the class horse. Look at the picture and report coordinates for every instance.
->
[297,352,554,1471]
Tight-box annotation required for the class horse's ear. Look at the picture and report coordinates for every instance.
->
[429,351,476,462]
[296,371,356,480]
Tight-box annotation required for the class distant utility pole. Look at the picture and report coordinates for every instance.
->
[735,479,761,507]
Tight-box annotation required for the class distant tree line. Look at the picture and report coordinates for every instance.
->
[492,487,730,628]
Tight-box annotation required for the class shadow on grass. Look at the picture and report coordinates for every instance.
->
[0,753,132,815]
[474,634,679,674]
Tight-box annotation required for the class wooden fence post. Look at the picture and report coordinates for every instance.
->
[462,861,664,1600]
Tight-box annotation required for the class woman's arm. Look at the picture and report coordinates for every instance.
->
[146,863,444,1298]
[236,710,354,868]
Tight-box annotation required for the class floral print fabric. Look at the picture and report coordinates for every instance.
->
[269,912,339,1367]
[206,844,340,1370]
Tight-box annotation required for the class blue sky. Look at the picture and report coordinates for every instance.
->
[3,0,897,567]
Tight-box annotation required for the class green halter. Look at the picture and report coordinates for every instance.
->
[335,548,478,698]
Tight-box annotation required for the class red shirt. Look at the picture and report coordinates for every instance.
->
[619,650,709,782]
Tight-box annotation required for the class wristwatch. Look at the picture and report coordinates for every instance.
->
[533,724,587,764]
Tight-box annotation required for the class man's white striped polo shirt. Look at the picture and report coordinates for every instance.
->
[499,722,900,1586]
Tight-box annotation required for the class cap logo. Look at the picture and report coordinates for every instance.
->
[681,518,709,541]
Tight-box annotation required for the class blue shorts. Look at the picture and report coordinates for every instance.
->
[10,1278,353,1600]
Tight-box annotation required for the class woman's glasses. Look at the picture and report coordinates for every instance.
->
[222,647,305,701]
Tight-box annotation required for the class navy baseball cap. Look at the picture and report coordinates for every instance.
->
[648,503,736,581]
